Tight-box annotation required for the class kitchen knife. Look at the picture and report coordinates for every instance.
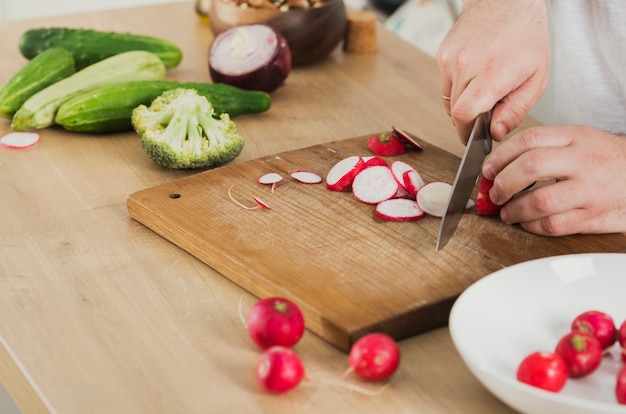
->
[436,110,493,251]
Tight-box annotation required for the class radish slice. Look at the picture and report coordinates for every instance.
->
[290,170,322,184]
[253,196,271,209]
[352,165,399,204]
[376,198,425,221]
[391,126,423,151]
[258,173,284,185]
[416,181,452,217]
[326,155,365,192]
[1,132,40,149]
[362,156,388,168]
[390,161,419,191]
[402,170,425,197]
[209,25,292,93]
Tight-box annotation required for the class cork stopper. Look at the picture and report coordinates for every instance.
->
[343,10,378,54]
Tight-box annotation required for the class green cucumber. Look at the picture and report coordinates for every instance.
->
[19,27,183,70]
[11,50,166,131]
[0,48,75,119]
[55,80,271,133]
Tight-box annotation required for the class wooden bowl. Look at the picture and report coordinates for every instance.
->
[209,0,347,66]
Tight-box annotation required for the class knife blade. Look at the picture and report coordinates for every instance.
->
[436,110,493,251]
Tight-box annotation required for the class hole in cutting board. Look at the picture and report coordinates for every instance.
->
[169,193,181,199]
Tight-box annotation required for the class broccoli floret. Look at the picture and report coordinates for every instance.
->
[131,88,245,169]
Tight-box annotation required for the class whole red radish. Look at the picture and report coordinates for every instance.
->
[256,346,305,394]
[367,132,407,156]
[571,310,617,350]
[516,351,568,393]
[617,321,626,362]
[617,364,626,405]
[554,331,603,378]
[349,333,400,382]
[476,177,502,216]
[247,297,305,349]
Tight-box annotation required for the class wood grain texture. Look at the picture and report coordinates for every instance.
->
[128,133,626,351]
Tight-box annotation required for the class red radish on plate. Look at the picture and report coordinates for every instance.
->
[375,198,424,221]
[476,177,502,216]
[617,321,626,362]
[1,132,40,149]
[352,165,399,204]
[326,155,365,192]
[617,364,626,404]
[290,170,322,184]
[348,333,400,382]
[416,181,452,217]
[247,297,305,349]
[516,351,568,393]
[366,132,406,156]
[554,331,603,378]
[571,310,617,350]
[256,346,305,393]
[209,25,291,93]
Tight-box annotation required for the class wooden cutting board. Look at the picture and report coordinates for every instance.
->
[127,133,626,352]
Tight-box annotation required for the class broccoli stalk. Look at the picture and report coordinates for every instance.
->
[131,88,245,169]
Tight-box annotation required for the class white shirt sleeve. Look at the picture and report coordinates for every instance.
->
[550,0,626,134]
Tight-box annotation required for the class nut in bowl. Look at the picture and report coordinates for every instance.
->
[209,0,347,66]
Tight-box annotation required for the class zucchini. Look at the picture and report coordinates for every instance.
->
[0,47,75,119]
[55,80,271,133]
[11,50,166,131]
[19,27,183,70]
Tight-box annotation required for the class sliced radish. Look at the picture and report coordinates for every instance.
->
[253,196,271,209]
[326,155,365,192]
[258,172,284,185]
[416,181,452,217]
[362,156,388,168]
[352,165,399,204]
[389,161,421,193]
[394,185,410,199]
[290,170,322,184]
[391,126,423,151]
[402,170,425,197]
[1,132,40,149]
[376,198,425,221]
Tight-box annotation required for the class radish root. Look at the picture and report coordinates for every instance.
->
[237,294,248,328]
[228,185,271,210]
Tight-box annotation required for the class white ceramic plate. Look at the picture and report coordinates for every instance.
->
[449,253,626,414]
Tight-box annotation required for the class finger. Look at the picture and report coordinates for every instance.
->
[499,179,581,225]
[490,72,548,141]
[451,74,505,144]
[490,146,580,205]
[517,208,589,236]
[482,126,574,180]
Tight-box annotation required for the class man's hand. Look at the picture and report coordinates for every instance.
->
[436,0,551,143]
[482,125,626,236]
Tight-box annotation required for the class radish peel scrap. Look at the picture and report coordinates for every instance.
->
[228,185,271,210]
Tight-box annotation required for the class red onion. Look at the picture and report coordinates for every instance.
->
[209,24,291,93]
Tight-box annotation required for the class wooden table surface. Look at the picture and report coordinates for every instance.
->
[0,2,588,413]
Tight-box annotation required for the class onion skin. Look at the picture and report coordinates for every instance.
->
[209,25,291,93]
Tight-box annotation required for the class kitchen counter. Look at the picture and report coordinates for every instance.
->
[0,2,572,413]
